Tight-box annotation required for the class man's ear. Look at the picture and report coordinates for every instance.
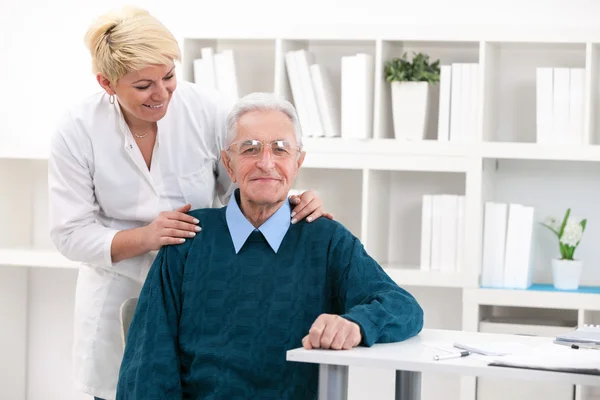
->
[295,151,306,173]
[221,149,236,183]
[96,73,115,95]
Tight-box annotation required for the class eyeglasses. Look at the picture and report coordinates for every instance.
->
[227,139,301,158]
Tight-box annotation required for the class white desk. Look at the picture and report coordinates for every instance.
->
[286,329,600,400]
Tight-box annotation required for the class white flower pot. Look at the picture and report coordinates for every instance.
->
[391,81,430,141]
[552,259,583,290]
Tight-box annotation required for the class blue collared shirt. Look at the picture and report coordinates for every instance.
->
[225,190,291,253]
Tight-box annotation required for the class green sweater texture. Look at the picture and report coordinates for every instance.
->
[117,207,424,399]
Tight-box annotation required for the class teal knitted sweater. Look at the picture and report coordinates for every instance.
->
[117,207,423,400]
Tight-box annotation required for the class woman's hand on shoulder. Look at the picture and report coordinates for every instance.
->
[289,190,334,225]
[141,204,202,250]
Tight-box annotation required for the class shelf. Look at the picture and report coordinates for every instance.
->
[182,38,276,95]
[383,265,470,288]
[303,138,471,157]
[519,283,600,294]
[464,284,600,310]
[479,142,600,162]
[301,139,600,165]
[0,248,79,269]
[0,143,50,160]
[302,138,474,172]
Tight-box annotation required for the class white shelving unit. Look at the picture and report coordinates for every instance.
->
[179,31,600,400]
[2,25,600,400]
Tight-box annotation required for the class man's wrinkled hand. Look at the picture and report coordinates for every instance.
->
[302,314,361,351]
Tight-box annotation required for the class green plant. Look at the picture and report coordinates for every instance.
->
[541,208,587,260]
[384,52,441,84]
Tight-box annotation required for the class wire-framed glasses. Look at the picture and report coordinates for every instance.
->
[227,139,301,158]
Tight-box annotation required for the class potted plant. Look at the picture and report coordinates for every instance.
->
[541,208,587,290]
[384,52,440,141]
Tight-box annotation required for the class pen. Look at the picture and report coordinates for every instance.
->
[570,343,600,351]
[433,351,471,361]
[553,340,600,351]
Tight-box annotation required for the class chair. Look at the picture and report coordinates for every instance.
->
[120,297,138,349]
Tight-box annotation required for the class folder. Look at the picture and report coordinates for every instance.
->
[555,325,600,345]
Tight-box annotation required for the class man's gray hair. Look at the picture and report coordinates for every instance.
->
[225,92,303,148]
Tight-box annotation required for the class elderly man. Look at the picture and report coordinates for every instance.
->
[116,92,424,399]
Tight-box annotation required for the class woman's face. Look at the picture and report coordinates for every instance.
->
[108,63,177,123]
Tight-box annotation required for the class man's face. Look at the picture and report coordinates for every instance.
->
[222,109,305,207]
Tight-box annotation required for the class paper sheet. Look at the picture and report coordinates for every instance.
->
[453,341,531,356]
[489,343,600,375]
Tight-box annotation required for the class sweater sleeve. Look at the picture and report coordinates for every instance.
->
[116,244,186,399]
[328,225,424,347]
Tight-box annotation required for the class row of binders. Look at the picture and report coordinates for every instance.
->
[285,50,374,139]
[192,52,584,146]
[193,47,239,102]
[481,202,535,289]
[436,63,479,142]
[420,194,465,272]
[536,67,585,145]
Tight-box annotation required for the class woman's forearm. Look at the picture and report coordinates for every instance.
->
[111,227,150,263]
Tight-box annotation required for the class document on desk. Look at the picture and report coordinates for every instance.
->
[489,343,600,375]
[423,340,529,360]
[453,341,530,356]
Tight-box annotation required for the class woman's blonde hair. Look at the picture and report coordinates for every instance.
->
[84,6,181,83]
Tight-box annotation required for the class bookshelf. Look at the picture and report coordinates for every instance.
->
[2,26,600,400]
[180,34,600,400]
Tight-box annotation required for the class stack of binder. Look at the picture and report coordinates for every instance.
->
[554,325,600,349]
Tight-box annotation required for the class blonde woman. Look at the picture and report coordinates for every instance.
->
[48,7,330,400]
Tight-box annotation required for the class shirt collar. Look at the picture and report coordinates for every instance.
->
[225,189,291,253]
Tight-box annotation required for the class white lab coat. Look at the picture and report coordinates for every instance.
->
[48,81,234,399]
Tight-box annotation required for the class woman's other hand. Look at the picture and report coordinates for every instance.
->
[289,190,334,224]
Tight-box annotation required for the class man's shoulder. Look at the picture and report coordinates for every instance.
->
[188,207,226,226]
[160,207,226,260]
[299,217,354,240]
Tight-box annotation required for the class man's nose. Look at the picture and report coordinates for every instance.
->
[256,146,275,169]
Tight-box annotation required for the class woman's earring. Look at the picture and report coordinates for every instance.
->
[109,94,115,105]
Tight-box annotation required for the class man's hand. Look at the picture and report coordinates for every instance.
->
[302,314,361,350]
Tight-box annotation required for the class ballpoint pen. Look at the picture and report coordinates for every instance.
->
[433,351,471,361]
[553,340,600,351]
